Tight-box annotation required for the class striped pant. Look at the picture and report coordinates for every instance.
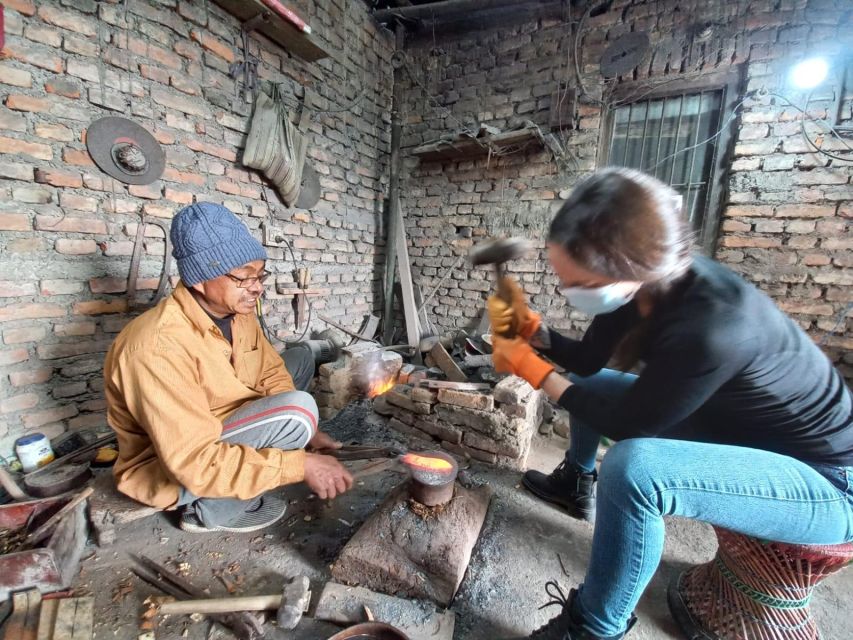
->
[180,390,318,527]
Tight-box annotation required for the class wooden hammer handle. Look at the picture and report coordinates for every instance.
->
[159,594,282,615]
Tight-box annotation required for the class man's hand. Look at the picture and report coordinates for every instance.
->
[303,453,353,499]
[491,334,555,389]
[308,430,341,451]
[488,277,541,339]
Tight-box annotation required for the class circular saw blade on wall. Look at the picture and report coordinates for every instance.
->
[86,117,165,185]
[600,32,650,78]
[295,162,321,209]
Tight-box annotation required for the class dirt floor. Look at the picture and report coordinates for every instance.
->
[72,401,853,640]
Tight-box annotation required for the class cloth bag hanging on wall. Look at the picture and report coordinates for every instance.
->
[243,83,308,207]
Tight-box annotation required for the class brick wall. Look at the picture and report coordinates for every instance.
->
[0,0,393,455]
[398,0,852,380]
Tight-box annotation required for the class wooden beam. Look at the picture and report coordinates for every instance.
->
[374,0,552,21]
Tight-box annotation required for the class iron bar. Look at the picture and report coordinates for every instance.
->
[373,0,553,22]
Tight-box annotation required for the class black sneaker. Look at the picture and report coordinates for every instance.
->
[523,461,597,522]
[509,582,636,640]
[180,495,288,533]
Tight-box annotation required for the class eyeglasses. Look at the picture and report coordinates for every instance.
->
[224,270,272,288]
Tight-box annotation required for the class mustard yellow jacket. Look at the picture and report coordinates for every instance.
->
[104,282,302,509]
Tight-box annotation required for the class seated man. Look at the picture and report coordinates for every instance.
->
[105,202,352,533]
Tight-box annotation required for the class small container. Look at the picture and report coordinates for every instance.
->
[15,433,55,473]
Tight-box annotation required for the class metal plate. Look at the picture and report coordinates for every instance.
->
[294,162,321,209]
[22,463,92,498]
[86,117,165,185]
[600,32,650,77]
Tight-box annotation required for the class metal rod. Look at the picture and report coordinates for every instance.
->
[652,97,668,179]
[684,92,705,226]
[622,103,633,165]
[668,94,685,185]
[382,24,405,345]
[373,0,550,21]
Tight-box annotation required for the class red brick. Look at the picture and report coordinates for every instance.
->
[724,205,774,218]
[164,188,194,204]
[54,321,96,337]
[0,63,32,87]
[0,212,30,230]
[62,147,95,166]
[215,179,241,195]
[44,78,81,99]
[22,405,78,429]
[0,303,63,323]
[802,254,831,266]
[5,94,50,112]
[9,368,52,387]
[185,139,236,161]
[0,393,39,413]
[3,326,45,344]
[143,203,175,218]
[55,239,98,255]
[69,412,106,429]
[38,5,97,36]
[40,280,84,296]
[34,123,74,142]
[190,30,235,62]
[72,300,128,315]
[0,160,34,181]
[153,129,176,145]
[170,73,200,95]
[58,192,98,212]
[102,241,134,257]
[36,215,106,234]
[151,87,209,117]
[2,43,63,73]
[34,168,83,188]
[37,339,112,359]
[0,281,36,297]
[0,136,53,160]
[720,236,782,249]
[128,183,162,199]
[775,204,837,218]
[63,35,99,57]
[148,45,183,70]
[6,238,46,253]
[174,40,201,61]
[0,109,27,132]
[140,64,170,84]
[53,381,87,398]
[3,0,36,15]
[23,23,62,47]
[0,348,29,365]
[162,167,205,186]
[778,302,834,316]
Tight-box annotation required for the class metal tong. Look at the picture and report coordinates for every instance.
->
[130,554,264,640]
[311,444,405,461]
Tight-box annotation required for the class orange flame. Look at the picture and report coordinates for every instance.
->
[366,376,396,398]
[401,453,454,473]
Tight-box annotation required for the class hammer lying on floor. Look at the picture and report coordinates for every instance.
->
[155,576,311,630]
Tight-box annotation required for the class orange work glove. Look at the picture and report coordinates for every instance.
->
[491,334,555,389]
[487,277,541,339]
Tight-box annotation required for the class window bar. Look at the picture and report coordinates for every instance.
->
[684,91,707,226]
[668,94,685,185]
[622,103,634,166]
[652,97,667,180]
[638,102,651,170]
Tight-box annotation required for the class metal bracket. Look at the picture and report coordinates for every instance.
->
[242,11,271,34]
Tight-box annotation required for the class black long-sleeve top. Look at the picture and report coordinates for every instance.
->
[546,256,853,466]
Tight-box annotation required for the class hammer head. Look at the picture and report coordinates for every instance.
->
[469,237,531,267]
[277,575,311,630]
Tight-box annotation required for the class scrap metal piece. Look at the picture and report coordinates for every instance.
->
[600,32,650,77]
[86,117,165,185]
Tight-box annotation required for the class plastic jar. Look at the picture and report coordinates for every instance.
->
[15,433,55,473]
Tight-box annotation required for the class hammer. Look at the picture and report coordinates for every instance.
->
[157,575,311,630]
[469,237,531,337]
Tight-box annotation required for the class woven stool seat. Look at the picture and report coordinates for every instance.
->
[668,527,853,640]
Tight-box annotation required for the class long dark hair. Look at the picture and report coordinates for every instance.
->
[548,167,693,368]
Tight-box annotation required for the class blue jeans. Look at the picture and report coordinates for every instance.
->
[565,369,853,637]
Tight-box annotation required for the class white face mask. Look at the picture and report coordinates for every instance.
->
[559,283,636,316]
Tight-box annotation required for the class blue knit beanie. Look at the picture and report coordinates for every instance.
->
[170,202,267,286]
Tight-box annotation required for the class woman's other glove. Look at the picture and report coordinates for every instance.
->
[491,334,555,389]
[487,277,541,339]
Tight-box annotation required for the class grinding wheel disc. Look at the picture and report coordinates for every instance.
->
[294,162,321,209]
[23,463,92,498]
[86,116,165,185]
[600,32,650,77]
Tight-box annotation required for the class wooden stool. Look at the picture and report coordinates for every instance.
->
[668,527,853,640]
